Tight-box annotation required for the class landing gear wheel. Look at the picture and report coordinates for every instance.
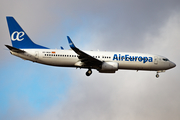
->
[86,69,92,76]
[156,74,159,78]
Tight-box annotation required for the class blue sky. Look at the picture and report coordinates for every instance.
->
[0,0,180,120]
[0,58,72,114]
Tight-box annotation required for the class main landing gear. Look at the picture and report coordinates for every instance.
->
[86,69,92,76]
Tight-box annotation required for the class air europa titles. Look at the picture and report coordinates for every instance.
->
[113,54,153,63]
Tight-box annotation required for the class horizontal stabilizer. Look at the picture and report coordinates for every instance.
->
[5,45,25,53]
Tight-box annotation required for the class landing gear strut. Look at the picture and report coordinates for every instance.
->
[86,69,92,76]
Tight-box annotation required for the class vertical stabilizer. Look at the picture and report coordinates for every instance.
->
[6,16,48,49]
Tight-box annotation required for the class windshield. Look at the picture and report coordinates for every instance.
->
[162,58,169,61]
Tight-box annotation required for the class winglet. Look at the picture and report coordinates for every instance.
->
[67,36,76,49]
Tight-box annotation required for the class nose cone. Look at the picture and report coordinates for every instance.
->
[170,62,176,68]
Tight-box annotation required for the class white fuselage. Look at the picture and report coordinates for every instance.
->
[10,49,175,72]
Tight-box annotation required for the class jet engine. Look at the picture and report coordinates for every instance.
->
[98,62,119,73]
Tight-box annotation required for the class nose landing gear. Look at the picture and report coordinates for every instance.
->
[155,70,166,78]
[156,73,159,78]
[156,71,160,78]
[86,69,92,76]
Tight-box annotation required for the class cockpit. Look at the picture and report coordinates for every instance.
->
[162,58,169,61]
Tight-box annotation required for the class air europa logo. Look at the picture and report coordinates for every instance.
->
[113,54,153,63]
[11,31,25,41]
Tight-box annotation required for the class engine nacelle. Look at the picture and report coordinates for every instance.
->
[98,62,119,73]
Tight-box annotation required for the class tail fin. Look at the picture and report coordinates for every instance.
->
[6,16,48,49]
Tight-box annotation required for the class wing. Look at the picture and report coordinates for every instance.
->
[67,36,103,68]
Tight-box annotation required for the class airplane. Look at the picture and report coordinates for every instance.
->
[5,16,176,78]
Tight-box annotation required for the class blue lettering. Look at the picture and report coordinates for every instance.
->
[148,57,153,62]
[143,57,148,63]
[113,54,118,60]
[119,54,121,61]
[121,56,124,61]
[138,56,143,62]
[134,56,138,61]
[125,55,129,61]
[112,54,153,63]
[129,56,134,61]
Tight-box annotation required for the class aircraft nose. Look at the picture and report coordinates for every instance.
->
[169,62,176,68]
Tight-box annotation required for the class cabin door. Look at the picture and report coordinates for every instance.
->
[35,51,39,59]
[154,56,158,65]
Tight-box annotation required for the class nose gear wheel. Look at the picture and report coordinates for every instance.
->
[156,73,159,78]
[86,69,92,76]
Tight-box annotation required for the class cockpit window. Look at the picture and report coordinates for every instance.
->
[162,58,169,61]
